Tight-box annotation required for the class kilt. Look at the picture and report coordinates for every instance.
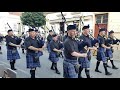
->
[7,49,20,60]
[105,49,113,59]
[63,59,78,78]
[97,48,106,62]
[49,52,59,63]
[78,57,90,68]
[26,52,41,69]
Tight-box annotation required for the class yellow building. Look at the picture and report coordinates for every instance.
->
[94,12,120,39]
[108,12,120,39]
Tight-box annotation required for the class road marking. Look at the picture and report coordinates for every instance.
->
[0,60,39,78]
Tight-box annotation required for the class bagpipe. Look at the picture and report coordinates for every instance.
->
[91,38,99,47]
[7,23,22,45]
[36,35,45,48]
[77,40,90,53]
[57,41,64,58]
[15,36,22,45]
[59,42,63,49]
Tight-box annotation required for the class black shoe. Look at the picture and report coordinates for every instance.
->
[11,68,17,70]
[112,66,118,69]
[107,65,111,68]
[51,67,55,70]
[56,70,60,74]
[78,76,83,78]
[0,51,2,54]
[105,72,112,75]
[95,69,102,73]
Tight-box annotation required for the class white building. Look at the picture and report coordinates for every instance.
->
[0,12,22,36]
[45,12,94,35]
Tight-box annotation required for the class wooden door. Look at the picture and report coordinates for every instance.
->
[94,24,107,38]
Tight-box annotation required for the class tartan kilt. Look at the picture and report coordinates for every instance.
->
[105,49,113,59]
[78,57,90,68]
[26,53,41,69]
[49,57,59,63]
[49,52,59,63]
[97,51,106,62]
[63,60,78,78]
[7,49,20,60]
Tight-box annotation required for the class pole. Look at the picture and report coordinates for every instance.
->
[7,23,12,30]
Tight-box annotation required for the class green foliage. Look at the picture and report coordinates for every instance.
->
[20,12,46,28]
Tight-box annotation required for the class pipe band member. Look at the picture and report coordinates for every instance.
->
[105,30,118,69]
[95,28,112,75]
[6,29,21,70]
[49,34,63,74]
[24,29,43,78]
[47,30,53,53]
[78,25,97,78]
[63,25,87,78]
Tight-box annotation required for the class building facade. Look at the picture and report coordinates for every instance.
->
[46,12,120,39]
[0,12,22,36]
[0,12,120,38]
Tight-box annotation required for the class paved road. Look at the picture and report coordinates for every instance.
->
[0,42,120,78]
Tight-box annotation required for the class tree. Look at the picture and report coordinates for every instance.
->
[20,12,46,29]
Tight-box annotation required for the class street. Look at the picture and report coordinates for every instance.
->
[0,42,120,78]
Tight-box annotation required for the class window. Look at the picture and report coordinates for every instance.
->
[96,13,108,24]
[103,19,108,23]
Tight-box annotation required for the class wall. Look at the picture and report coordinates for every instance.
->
[108,12,120,39]
[0,12,21,36]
